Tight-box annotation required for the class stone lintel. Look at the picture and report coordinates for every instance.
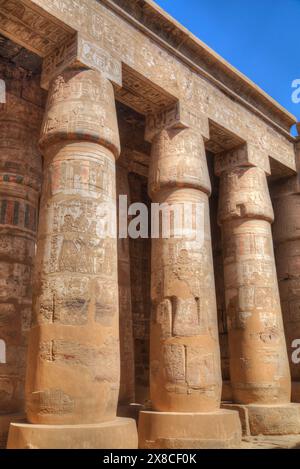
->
[214,142,271,177]
[145,101,209,143]
[41,32,122,90]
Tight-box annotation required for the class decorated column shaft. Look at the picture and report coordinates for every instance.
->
[272,138,300,402]
[217,148,291,406]
[0,65,42,447]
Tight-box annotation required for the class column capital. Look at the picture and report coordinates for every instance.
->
[41,32,122,91]
[218,165,274,224]
[40,68,121,157]
[214,143,271,177]
[145,101,209,143]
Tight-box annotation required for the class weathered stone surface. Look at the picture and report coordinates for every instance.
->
[137,113,242,449]
[0,0,299,451]
[21,0,297,170]
[128,172,151,405]
[0,60,43,448]
[209,172,232,402]
[241,434,300,449]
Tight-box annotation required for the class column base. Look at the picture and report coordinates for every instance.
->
[222,403,300,436]
[138,410,242,449]
[7,418,138,449]
[292,382,300,403]
[0,414,25,449]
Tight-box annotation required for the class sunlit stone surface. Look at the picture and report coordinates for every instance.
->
[0,0,299,450]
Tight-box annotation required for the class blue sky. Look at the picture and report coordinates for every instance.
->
[155,0,300,135]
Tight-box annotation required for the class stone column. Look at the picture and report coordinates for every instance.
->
[7,35,138,449]
[139,105,242,449]
[217,144,300,436]
[0,67,42,448]
[272,138,300,403]
[116,158,135,410]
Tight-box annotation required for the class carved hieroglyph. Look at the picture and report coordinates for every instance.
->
[148,125,222,412]
[217,154,291,405]
[0,64,42,438]
[25,67,121,425]
[116,161,135,405]
[272,141,300,402]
